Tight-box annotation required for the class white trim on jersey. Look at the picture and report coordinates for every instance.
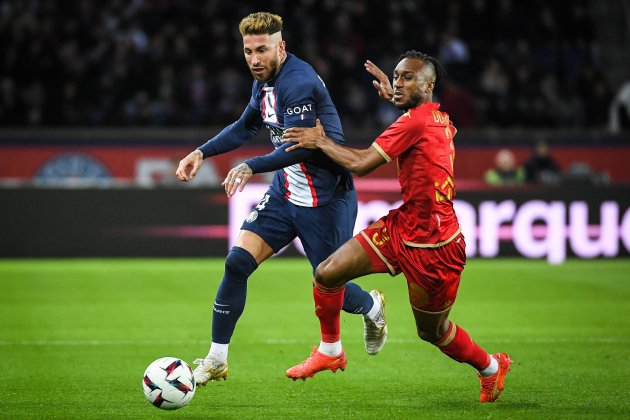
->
[262,87,278,124]
[283,164,318,207]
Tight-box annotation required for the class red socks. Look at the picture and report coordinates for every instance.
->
[435,322,491,371]
[313,283,344,343]
[314,284,490,371]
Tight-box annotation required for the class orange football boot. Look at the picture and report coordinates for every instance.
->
[286,347,347,380]
[478,353,512,402]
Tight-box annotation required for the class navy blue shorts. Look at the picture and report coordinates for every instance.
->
[241,186,357,269]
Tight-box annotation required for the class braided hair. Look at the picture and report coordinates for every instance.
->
[397,50,446,85]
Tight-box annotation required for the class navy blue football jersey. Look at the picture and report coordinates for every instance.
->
[248,53,353,207]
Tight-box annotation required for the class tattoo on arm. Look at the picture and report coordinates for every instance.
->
[236,163,253,176]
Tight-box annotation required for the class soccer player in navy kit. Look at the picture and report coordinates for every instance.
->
[175,12,387,385]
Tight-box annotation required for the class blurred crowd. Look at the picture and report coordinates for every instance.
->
[484,140,610,187]
[0,0,613,128]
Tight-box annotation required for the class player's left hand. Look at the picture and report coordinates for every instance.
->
[176,149,204,182]
[365,60,394,101]
[282,119,326,152]
[222,162,253,197]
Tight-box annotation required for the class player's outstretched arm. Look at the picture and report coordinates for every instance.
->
[177,105,262,183]
[283,120,386,177]
[364,60,393,101]
[176,149,203,182]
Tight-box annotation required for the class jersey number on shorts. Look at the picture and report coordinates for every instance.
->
[256,194,270,211]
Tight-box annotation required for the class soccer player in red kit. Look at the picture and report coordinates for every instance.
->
[281,51,512,403]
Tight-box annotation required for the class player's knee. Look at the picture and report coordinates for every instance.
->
[313,263,332,287]
[224,246,258,280]
[314,259,341,288]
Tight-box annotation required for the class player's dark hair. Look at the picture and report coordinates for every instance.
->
[397,50,445,85]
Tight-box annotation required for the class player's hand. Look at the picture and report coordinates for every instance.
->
[364,60,393,101]
[222,162,253,197]
[282,119,326,152]
[176,150,203,181]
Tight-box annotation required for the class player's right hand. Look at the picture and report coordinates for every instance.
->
[364,60,394,101]
[175,150,203,182]
[282,119,326,152]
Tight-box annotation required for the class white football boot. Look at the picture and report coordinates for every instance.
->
[193,357,228,385]
[363,290,388,355]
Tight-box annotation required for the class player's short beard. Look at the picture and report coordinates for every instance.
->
[397,90,424,110]
[251,56,280,82]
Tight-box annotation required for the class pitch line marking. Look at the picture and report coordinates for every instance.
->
[0,339,209,346]
[0,337,629,346]
[263,337,630,344]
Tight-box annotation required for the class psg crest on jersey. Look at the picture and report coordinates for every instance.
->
[246,210,258,223]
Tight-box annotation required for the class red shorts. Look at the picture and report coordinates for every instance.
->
[355,212,466,313]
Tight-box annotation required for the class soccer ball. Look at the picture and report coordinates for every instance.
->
[142,357,196,410]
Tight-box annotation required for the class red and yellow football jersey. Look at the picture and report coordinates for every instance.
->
[371,102,461,247]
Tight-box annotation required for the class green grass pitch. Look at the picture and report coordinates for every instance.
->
[1,258,629,418]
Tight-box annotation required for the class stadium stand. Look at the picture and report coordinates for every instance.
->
[1,0,627,129]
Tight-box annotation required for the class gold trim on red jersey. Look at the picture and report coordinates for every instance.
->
[411,302,454,315]
[371,142,391,163]
[403,228,461,248]
[359,231,397,276]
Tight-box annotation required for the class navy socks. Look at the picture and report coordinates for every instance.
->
[211,247,373,343]
[342,281,374,314]
[211,247,258,344]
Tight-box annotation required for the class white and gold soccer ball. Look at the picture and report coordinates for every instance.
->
[142,357,196,410]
